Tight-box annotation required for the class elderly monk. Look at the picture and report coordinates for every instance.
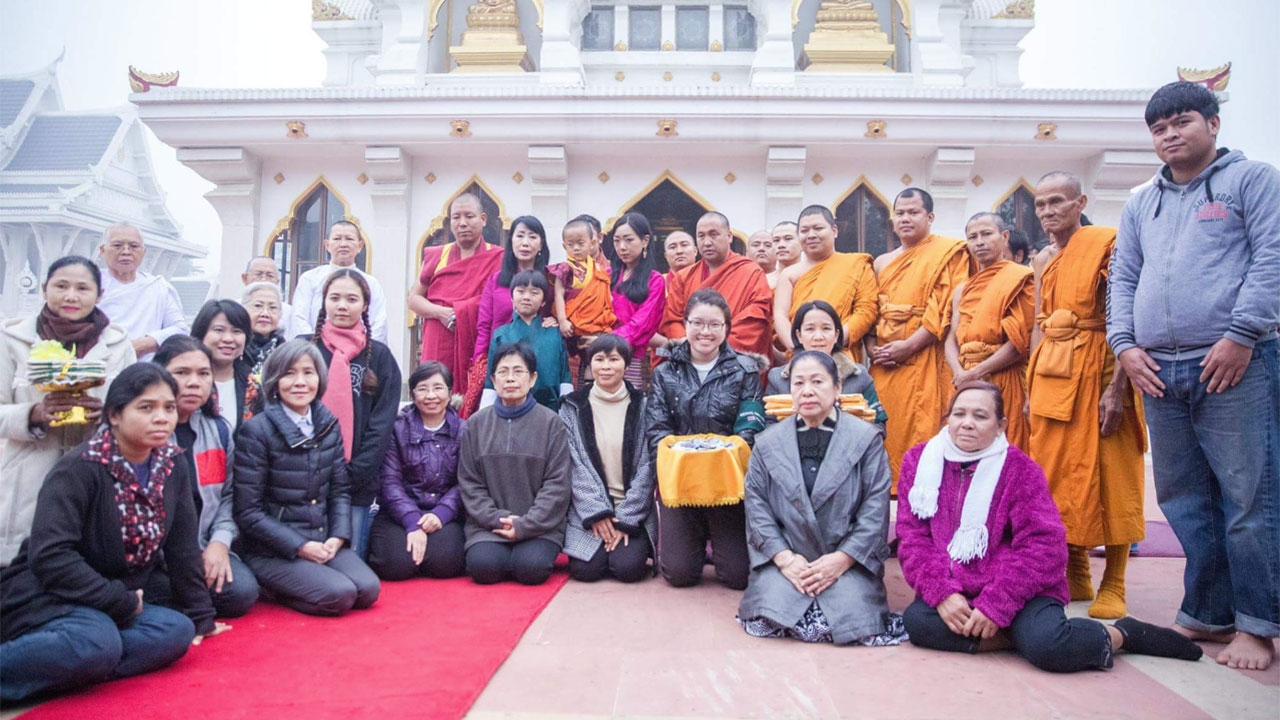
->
[660,212,773,360]
[747,231,778,287]
[409,193,504,392]
[774,205,878,363]
[1028,171,1145,621]
[869,188,970,487]
[96,223,189,361]
[944,212,1034,451]
[663,231,698,278]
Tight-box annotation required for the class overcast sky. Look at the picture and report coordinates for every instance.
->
[1,0,1275,269]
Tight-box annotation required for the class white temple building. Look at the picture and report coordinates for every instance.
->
[0,55,209,320]
[131,0,1170,359]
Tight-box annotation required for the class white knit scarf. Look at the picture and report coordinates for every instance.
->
[908,428,1009,564]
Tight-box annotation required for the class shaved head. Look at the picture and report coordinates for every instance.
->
[1036,171,1083,198]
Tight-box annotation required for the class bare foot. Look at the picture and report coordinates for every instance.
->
[1172,624,1235,643]
[1216,633,1277,671]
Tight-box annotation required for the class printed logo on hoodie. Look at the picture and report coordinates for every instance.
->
[1193,194,1235,223]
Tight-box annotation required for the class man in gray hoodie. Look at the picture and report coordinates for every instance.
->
[1108,81,1280,671]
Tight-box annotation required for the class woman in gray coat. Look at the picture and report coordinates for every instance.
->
[738,351,906,646]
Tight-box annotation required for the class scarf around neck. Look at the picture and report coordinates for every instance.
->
[494,393,537,420]
[245,331,284,374]
[909,428,1010,564]
[84,426,180,570]
[320,321,367,462]
[37,305,110,358]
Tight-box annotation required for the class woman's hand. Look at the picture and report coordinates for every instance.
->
[203,541,233,593]
[591,518,618,547]
[298,541,333,564]
[418,513,443,534]
[937,593,973,636]
[322,537,344,556]
[133,589,144,617]
[559,319,574,338]
[774,550,810,596]
[798,552,855,596]
[492,515,519,540]
[192,622,232,646]
[406,528,428,565]
[607,519,629,551]
[962,608,1000,639]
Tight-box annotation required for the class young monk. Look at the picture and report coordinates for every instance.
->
[944,212,1034,451]
[551,219,617,384]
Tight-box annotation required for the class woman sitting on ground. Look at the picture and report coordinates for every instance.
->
[0,363,221,702]
[765,300,886,429]
[0,256,135,566]
[898,381,1203,672]
[459,342,572,585]
[560,334,656,583]
[645,288,766,590]
[240,281,288,377]
[233,339,380,617]
[739,351,904,645]
[192,299,261,431]
[151,336,259,617]
[367,361,467,581]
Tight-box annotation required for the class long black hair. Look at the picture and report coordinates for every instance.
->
[103,363,178,429]
[153,335,218,419]
[609,212,657,305]
[497,216,549,288]
[313,268,379,394]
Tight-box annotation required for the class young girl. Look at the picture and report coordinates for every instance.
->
[550,219,616,385]
[483,270,572,411]
[607,212,666,388]
[310,269,402,559]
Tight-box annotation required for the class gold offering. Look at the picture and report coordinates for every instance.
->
[27,340,106,427]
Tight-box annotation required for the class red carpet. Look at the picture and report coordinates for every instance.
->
[23,570,569,720]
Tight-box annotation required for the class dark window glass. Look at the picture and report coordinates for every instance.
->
[582,8,614,51]
[834,184,893,256]
[629,7,661,50]
[676,7,709,50]
[724,6,756,50]
[998,186,1047,252]
[276,185,366,297]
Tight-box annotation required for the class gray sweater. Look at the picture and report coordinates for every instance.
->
[1108,149,1280,360]
[457,403,572,550]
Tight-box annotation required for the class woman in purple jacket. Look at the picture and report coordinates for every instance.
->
[897,381,1203,673]
[366,361,466,580]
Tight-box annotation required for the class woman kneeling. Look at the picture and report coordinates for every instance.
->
[459,342,572,585]
[898,381,1203,672]
[738,351,904,645]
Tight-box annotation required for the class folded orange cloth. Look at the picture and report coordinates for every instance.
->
[656,434,751,507]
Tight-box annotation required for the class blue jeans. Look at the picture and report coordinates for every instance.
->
[1145,339,1280,638]
[349,505,374,560]
[0,604,195,702]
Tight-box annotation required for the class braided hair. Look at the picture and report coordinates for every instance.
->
[314,268,379,395]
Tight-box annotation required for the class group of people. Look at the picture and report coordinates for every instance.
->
[0,81,1275,704]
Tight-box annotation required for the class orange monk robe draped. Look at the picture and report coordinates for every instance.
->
[789,252,879,363]
[563,257,617,334]
[956,260,1034,451]
[869,235,970,488]
[660,253,774,360]
[418,242,504,393]
[1027,226,1146,548]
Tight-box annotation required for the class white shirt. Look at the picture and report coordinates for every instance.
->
[692,359,715,384]
[282,405,313,437]
[214,378,238,430]
[289,264,388,344]
[98,271,189,360]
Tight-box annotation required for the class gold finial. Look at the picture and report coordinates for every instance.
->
[656,119,678,137]
[1177,62,1231,91]
[451,120,472,138]
[865,120,887,138]
[512,171,524,184]
[128,66,179,93]
[598,171,611,183]
[1035,122,1058,141]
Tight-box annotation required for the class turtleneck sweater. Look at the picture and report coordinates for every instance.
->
[589,382,631,504]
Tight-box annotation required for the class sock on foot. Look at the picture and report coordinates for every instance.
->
[1067,544,1095,602]
[1115,618,1203,661]
[1089,544,1128,619]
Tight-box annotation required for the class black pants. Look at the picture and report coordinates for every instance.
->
[466,538,560,586]
[568,534,653,583]
[366,515,466,581]
[903,596,1113,673]
[245,548,381,617]
[144,553,259,619]
[656,501,748,590]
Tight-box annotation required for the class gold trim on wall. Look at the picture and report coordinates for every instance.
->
[413,174,512,274]
[263,174,371,271]
[990,177,1035,212]
[832,174,894,217]
[603,169,720,234]
[428,0,543,38]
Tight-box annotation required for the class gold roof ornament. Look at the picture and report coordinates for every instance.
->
[1177,62,1231,92]
[994,0,1034,19]
[1035,122,1057,141]
[128,66,179,93]
[312,0,353,21]
[451,120,472,138]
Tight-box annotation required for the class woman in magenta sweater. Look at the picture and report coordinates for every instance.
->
[897,381,1203,673]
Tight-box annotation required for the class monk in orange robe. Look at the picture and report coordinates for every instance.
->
[868,189,970,487]
[551,219,616,341]
[1028,172,1146,620]
[774,205,878,363]
[945,212,1034,451]
[660,212,773,360]
[408,193,504,393]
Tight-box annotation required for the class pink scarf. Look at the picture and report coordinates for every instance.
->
[320,321,366,462]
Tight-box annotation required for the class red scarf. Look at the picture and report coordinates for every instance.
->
[320,322,366,462]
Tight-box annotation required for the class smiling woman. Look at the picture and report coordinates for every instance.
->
[192,299,259,432]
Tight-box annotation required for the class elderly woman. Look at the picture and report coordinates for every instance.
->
[559,334,656,583]
[241,281,288,376]
[0,363,220,702]
[766,300,885,429]
[898,381,1204,672]
[459,342,572,585]
[0,256,136,566]
[738,351,904,645]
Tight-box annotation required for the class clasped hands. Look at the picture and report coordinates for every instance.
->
[938,592,999,640]
[492,514,520,541]
[591,517,629,552]
[774,549,855,597]
[299,537,345,564]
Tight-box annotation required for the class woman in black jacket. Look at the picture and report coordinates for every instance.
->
[645,288,766,590]
[0,364,220,702]
[233,339,380,617]
[192,299,262,431]
[309,269,401,560]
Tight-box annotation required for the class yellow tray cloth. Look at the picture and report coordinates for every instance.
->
[656,434,752,507]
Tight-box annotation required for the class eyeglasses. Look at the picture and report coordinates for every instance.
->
[688,320,725,332]
[247,302,281,313]
[493,367,530,379]
[107,242,144,252]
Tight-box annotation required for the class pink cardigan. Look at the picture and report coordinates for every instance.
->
[896,443,1070,628]
[610,270,665,354]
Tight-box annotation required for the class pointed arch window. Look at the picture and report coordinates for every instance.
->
[996,182,1047,252]
[833,180,893,257]
[267,178,367,297]
[605,171,723,273]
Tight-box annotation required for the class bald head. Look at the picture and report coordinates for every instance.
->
[1036,171,1083,198]
[695,212,733,269]
[746,230,776,273]
[664,231,697,273]
[1034,171,1088,243]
